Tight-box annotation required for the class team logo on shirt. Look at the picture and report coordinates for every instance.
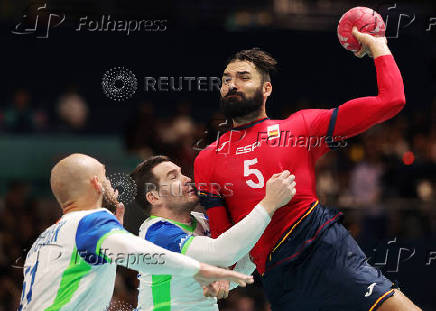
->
[267,124,280,139]
[365,283,377,297]
[217,141,230,152]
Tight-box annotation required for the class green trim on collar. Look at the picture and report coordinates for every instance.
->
[149,215,197,233]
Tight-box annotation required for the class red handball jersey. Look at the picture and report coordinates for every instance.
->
[194,55,405,274]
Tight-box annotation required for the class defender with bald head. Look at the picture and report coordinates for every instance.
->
[19,153,254,311]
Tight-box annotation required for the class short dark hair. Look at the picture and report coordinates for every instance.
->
[226,48,277,82]
[130,155,170,216]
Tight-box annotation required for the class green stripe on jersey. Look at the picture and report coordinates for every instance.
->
[96,229,128,263]
[45,247,91,311]
[149,215,197,233]
[152,275,172,310]
[181,236,194,255]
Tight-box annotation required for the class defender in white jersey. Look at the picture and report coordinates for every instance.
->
[19,153,254,311]
[130,156,296,311]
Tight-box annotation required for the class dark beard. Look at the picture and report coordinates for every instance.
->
[220,87,264,120]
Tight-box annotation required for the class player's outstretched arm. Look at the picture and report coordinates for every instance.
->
[300,27,405,155]
[100,231,253,287]
[324,28,406,142]
[184,171,296,267]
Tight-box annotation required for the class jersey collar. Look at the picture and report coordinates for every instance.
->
[149,214,198,233]
[232,117,269,131]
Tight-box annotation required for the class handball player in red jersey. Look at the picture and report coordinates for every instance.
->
[194,28,421,310]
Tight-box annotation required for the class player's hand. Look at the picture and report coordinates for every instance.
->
[194,263,253,288]
[352,26,390,59]
[115,202,125,225]
[203,280,230,299]
[260,170,296,216]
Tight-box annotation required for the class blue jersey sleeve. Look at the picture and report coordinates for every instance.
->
[75,210,125,265]
[145,221,193,254]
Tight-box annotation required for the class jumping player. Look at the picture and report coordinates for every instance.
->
[18,153,253,311]
[194,28,421,310]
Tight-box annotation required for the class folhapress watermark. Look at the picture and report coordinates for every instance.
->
[194,128,348,155]
[76,16,167,35]
[366,237,436,273]
[12,3,167,38]
[375,3,436,38]
[11,3,65,38]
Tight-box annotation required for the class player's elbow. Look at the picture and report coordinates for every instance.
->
[390,93,406,109]
[382,92,406,114]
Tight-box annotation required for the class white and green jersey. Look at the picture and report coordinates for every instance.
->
[18,208,125,311]
[137,212,216,311]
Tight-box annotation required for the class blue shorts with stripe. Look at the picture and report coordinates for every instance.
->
[262,202,395,311]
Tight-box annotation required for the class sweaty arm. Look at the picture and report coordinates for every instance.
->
[184,204,271,267]
[75,209,199,277]
[300,55,405,159]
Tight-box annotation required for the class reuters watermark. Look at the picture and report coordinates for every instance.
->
[144,182,234,198]
[144,76,221,92]
[101,67,221,101]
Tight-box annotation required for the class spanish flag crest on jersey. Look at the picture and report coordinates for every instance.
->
[267,124,280,139]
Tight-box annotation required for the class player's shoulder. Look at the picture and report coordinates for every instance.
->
[195,131,232,163]
[142,218,189,252]
[195,142,217,163]
[75,208,123,243]
[284,109,321,121]
[76,208,119,226]
[141,217,184,240]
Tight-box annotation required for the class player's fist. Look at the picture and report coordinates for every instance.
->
[351,27,390,58]
[203,280,230,299]
[194,263,253,288]
[260,170,296,216]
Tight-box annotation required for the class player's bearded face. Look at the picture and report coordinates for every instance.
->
[220,86,264,119]
[101,177,119,210]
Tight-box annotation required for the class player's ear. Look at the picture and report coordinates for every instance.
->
[90,176,103,194]
[146,190,159,206]
[263,81,272,97]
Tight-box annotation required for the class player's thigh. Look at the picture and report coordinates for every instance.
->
[377,289,422,311]
[319,223,396,310]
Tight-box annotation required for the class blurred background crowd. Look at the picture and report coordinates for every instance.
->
[1,0,435,310]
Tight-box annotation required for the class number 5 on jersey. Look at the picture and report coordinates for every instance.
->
[244,158,264,189]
